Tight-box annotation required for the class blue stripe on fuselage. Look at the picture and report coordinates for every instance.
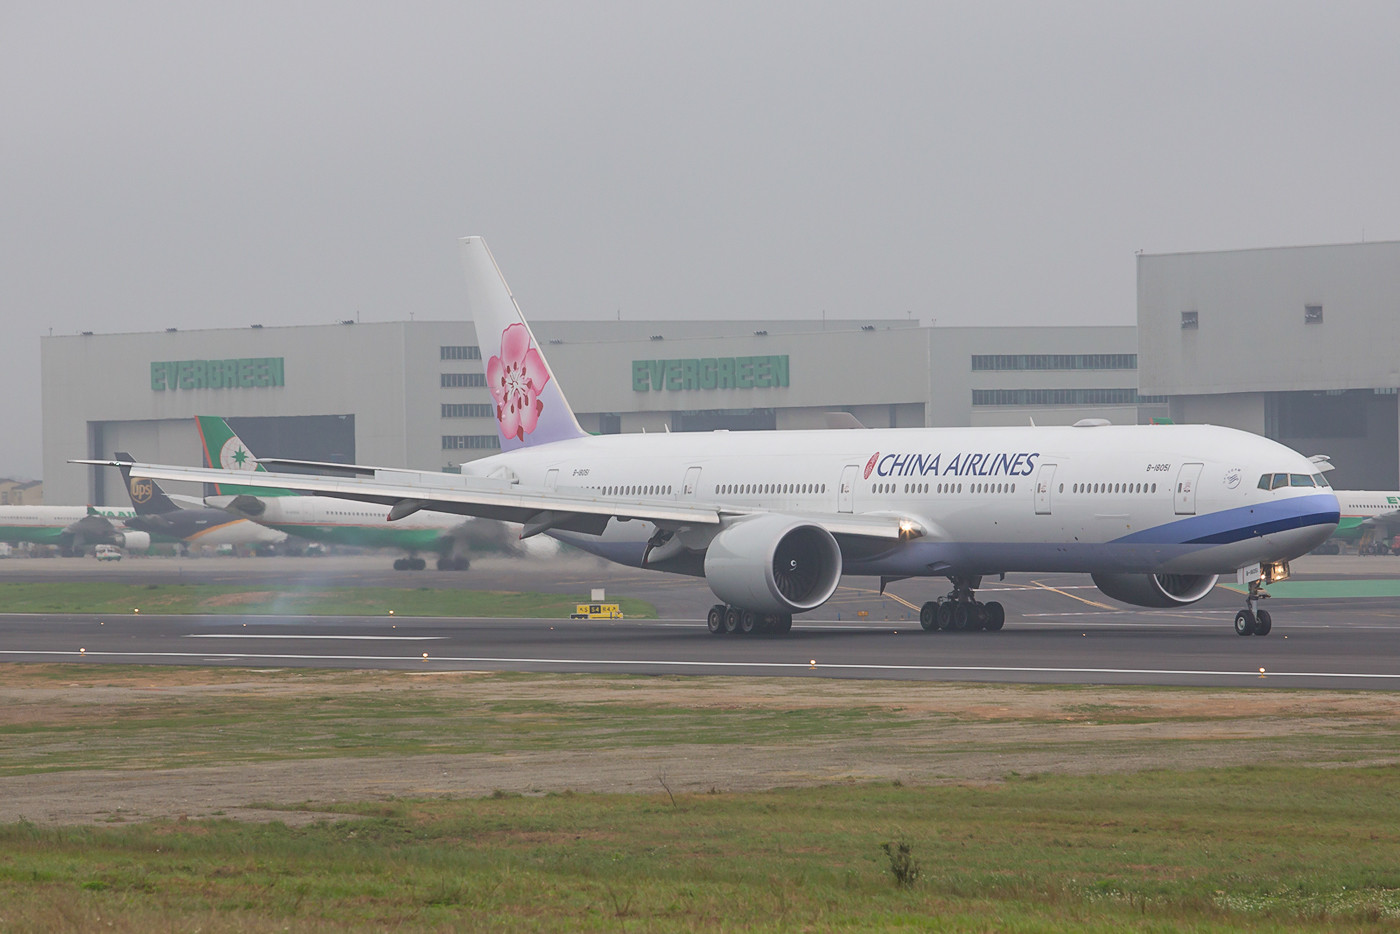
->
[1111,493,1339,547]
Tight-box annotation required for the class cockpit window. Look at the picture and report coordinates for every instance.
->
[1313,473,1331,488]
[1290,474,1315,487]
[1258,474,1272,491]
[1272,473,1289,490]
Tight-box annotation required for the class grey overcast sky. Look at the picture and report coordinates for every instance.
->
[3,1,1398,481]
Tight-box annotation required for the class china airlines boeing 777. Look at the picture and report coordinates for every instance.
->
[79,237,1339,637]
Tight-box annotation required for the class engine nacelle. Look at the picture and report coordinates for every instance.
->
[703,515,842,614]
[1091,572,1219,608]
[113,530,152,552]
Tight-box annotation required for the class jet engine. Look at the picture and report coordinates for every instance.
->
[1091,572,1219,608]
[702,514,842,614]
[113,530,152,552]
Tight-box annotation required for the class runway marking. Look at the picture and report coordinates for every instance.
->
[3,649,1399,682]
[1026,580,1116,610]
[183,634,445,641]
[840,585,921,612]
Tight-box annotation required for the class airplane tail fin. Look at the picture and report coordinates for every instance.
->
[195,416,295,497]
[115,452,180,515]
[459,237,587,451]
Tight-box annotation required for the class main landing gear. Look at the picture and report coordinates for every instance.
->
[918,575,1005,633]
[1233,578,1273,636]
[436,555,471,571]
[393,556,427,571]
[706,604,793,636]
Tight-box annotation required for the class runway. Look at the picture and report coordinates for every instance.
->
[3,554,1400,688]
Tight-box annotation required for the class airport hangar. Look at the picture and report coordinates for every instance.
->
[43,318,1160,507]
[44,236,1396,508]
[1137,239,1400,490]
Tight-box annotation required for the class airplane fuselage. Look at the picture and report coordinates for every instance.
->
[465,423,1338,579]
[206,495,463,551]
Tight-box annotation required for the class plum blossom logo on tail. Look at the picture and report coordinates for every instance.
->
[487,323,551,441]
[864,452,879,480]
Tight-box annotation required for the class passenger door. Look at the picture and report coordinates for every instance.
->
[682,466,702,500]
[1034,463,1057,515]
[1174,462,1204,515]
[838,465,859,513]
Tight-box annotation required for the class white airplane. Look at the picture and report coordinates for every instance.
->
[1324,489,1400,554]
[79,237,1340,637]
[0,505,151,555]
[196,415,494,570]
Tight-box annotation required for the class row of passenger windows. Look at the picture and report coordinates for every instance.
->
[1258,472,1331,490]
[1072,482,1158,494]
[715,483,827,496]
[589,484,673,496]
[871,482,1016,495]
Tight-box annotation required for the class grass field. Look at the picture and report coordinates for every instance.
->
[0,581,656,618]
[2,666,1399,931]
[3,768,1399,931]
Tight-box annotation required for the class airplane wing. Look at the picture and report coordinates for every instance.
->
[73,459,918,541]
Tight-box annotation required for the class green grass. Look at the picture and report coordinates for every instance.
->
[0,668,924,776]
[1,769,1399,931]
[4,667,1400,930]
[0,582,655,619]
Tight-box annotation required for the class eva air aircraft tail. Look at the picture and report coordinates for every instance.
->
[195,416,295,496]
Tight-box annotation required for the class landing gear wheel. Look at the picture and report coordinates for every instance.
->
[1253,609,1272,636]
[723,606,742,634]
[707,605,725,635]
[393,558,407,571]
[920,601,938,631]
[739,610,758,635]
[775,614,793,634]
[984,601,1005,632]
[936,601,953,630]
[951,603,971,632]
[973,603,989,631]
[1234,609,1257,636]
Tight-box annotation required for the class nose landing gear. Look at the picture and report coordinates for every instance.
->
[1233,577,1274,636]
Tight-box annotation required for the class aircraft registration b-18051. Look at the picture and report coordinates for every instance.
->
[79,237,1340,638]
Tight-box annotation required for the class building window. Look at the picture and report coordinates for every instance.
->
[971,389,1168,407]
[441,373,486,388]
[441,403,494,418]
[970,353,1137,371]
[442,435,500,450]
[1304,304,1323,324]
[440,345,481,360]
[1181,311,1198,330]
